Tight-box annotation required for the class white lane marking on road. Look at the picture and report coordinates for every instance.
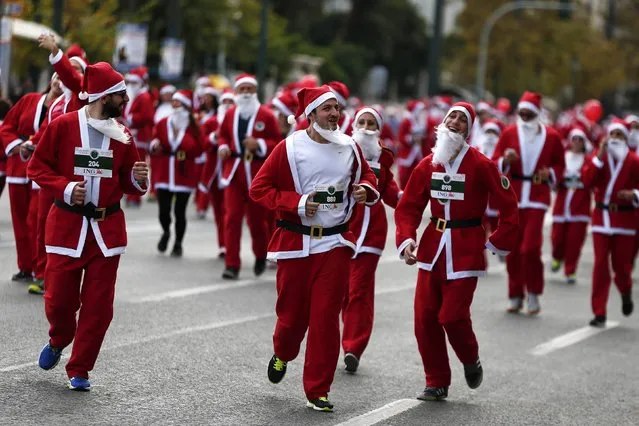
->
[530,321,620,356]
[334,399,421,426]
[128,278,274,303]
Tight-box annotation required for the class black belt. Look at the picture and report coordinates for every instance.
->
[595,202,634,213]
[54,199,120,221]
[276,219,348,239]
[512,174,547,185]
[230,151,255,161]
[430,216,482,233]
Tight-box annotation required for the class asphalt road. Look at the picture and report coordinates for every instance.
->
[0,193,637,426]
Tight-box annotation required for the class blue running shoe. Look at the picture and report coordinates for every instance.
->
[68,376,91,391]
[38,343,62,370]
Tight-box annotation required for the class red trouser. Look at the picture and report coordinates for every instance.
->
[273,247,350,399]
[27,189,40,276]
[195,188,210,213]
[506,208,546,298]
[415,254,478,388]
[209,183,225,250]
[35,191,55,280]
[591,233,634,317]
[8,183,33,272]
[223,171,268,269]
[45,229,120,379]
[342,253,380,358]
[551,221,588,276]
[398,162,417,190]
[126,147,147,204]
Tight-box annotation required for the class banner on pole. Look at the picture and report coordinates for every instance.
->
[113,23,148,73]
[159,38,185,81]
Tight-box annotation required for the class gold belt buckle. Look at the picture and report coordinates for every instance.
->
[532,174,542,185]
[435,218,447,233]
[609,203,618,213]
[176,150,186,161]
[95,208,106,222]
[244,151,254,162]
[310,225,323,239]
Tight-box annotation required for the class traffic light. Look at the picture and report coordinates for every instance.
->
[558,0,572,20]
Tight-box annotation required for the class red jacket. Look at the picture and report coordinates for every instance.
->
[552,152,592,223]
[152,117,204,192]
[582,150,639,235]
[0,93,47,183]
[250,133,379,260]
[198,115,222,192]
[396,115,438,167]
[350,147,401,256]
[492,124,565,209]
[395,145,519,280]
[217,105,281,188]
[27,107,146,258]
[124,91,155,149]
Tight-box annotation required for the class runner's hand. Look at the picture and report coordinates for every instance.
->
[617,189,636,201]
[504,148,519,165]
[353,184,367,204]
[132,161,149,183]
[403,242,418,265]
[71,181,87,205]
[305,191,319,217]
[38,33,59,55]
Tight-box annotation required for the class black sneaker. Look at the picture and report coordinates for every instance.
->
[170,244,183,258]
[622,294,633,317]
[464,359,483,389]
[254,258,267,276]
[157,233,170,253]
[306,397,334,412]
[222,267,239,280]
[417,386,448,401]
[267,355,287,384]
[344,353,359,373]
[589,315,606,327]
[12,271,33,282]
[27,280,45,295]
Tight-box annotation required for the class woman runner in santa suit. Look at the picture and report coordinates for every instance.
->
[396,102,519,401]
[150,90,204,257]
[550,126,593,284]
[341,106,401,373]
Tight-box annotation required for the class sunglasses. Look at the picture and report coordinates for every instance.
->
[518,110,537,121]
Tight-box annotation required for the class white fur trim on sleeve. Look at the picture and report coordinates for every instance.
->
[485,240,510,257]
[63,181,78,205]
[209,132,217,145]
[360,183,380,206]
[497,156,510,174]
[130,170,148,193]
[548,168,557,185]
[298,194,309,218]
[592,156,604,169]
[256,138,267,158]
[397,238,416,260]
[633,190,639,208]
[49,49,63,65]
[5,139,23,156]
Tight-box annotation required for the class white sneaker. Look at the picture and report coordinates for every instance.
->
[507,297,523,313]
[527,294,541,315]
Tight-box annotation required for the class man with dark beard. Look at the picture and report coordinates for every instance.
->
[395,102,519,401]
[27,62,149,391]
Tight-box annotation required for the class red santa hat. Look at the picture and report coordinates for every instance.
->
[328,81,350,107]
[288,85,336,125]
[444,101,476,135]
[433,95,453,110]
[219,88,234,103]
[68,56,87,72]
[476,100,493,113]
[66,43,88,62]
[272,91,298,119]
[202,87,218,97]
[125,66,148,85]
[517,91,542,116]
[196,76,211,88]
[625,114,639,126]
[234,73,258,89]
[159,84,177,96]
[482,119,505,135]
[173,89,193,110]
[354,106,383,130]
[607,117,630,138]
[78,62,126,102]
[406,99,425,113]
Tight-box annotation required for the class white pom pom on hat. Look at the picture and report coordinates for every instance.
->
[78,91,89,100]
[287,115,297,125]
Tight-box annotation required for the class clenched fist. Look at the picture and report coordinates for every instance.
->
[132,161,149,183]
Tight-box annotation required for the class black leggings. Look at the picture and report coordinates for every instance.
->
[157,189,191,245]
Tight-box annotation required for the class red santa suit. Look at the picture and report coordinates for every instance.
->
[581,120,639,319]
[396,103,519,392]
[250,86,379,402]
[478,120,504,233]
[492,92,565,306]
[0,92,48,277]
[217,80,281,272]
[27,63,147,381]
[397,100,435,189]
[551,129,592,279]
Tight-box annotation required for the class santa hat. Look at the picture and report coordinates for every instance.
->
[159,84,177,96]
[234,73,258,89]
[78,62,126,102]
[625,114,639,126]
[202,87,218,97]
[69,56,87,72]
[476,100,493,113]
[66,44,88,62]
[444,102,476,135]
[272,91,298,119]
[433,95,453,110]
[219,88,234,103]
[354,106,383,130]
[173,89,193,110]
[125,66,148,85]
[607,117,630,138]
[406,99,425,113]
[568,125,593,153]
[288,85,336,125]
[517,91,542,116]
[196,76,211,88]
[482,119,504,135]
[328,81,350,107]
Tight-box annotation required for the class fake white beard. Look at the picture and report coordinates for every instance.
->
[235,93,260,119]
[126,86,141,100]
[171,107,190,130]
[608,139,629,161]
[352,128,382,161]
[517,116,540,140]
[481,134,499,156]
[217,104,231,123]
[564,151,585,176]
[432,123,465,165]
[312,122,350,145]
[87,117,130,144]
[629,130,639,149]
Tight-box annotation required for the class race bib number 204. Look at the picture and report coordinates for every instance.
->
[430,172,465,201]
[74,147,114,178]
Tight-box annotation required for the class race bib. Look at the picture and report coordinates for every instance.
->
[430,172,465,201]
[74,147,113,178]
[314,183,345,211]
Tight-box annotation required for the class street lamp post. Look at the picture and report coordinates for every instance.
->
[256,0,269,100]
